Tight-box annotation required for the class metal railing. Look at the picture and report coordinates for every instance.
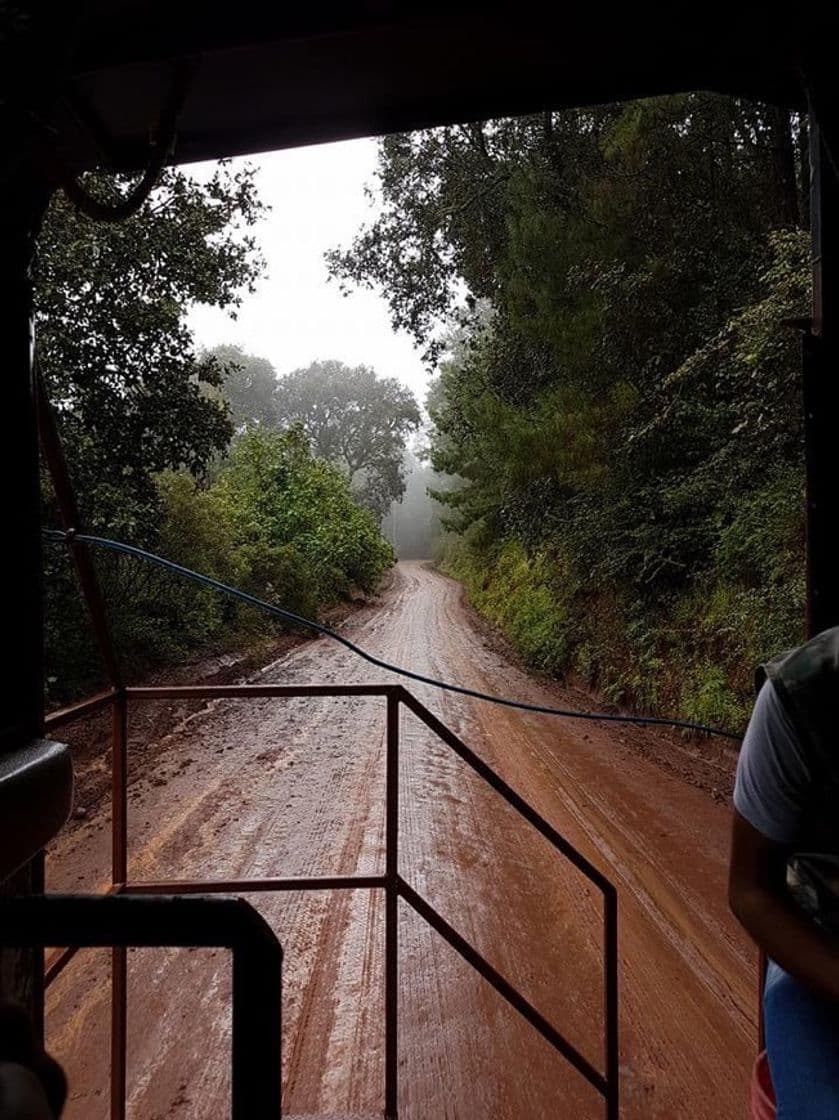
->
[44,682,619,1119]
[37,368,619,1118]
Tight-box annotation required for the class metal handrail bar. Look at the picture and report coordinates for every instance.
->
[42,678,619,1118]
[398,688,613,894]
[397,876,608,1096]
[127,683,399,700]
[39,359,617,1118]
[44,688,120,732]
[398,688,619,1117]
[36,364,123,690]
[123,874,387,894]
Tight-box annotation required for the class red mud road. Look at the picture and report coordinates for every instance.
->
[46,562,755,1119]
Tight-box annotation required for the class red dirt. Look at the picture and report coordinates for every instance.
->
[45,562,755,1118]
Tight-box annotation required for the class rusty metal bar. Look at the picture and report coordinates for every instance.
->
[42,677,620,1116]
[127,683,399,700]
[44,688,119,732]
[384,692,400,1119]
[603,884,619,1120]
[110,945,127,1120]
[112,693,128,887]
[122,875,387,895]
[399,688,612,895]
[35,362,123,689]
[108,689,128,1120]
[44,944,80,987]
[397,876,608,1098]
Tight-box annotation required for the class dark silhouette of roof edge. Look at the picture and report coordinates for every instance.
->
[7,4,837,172]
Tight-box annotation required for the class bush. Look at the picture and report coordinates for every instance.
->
[44,429,394,701]
[445,536,573,671]
[430,231,809,734]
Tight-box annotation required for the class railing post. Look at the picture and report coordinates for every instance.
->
[231,931,283,1120]
[35,364,123,689]
[111,945,127,1120]
[112,693,128,887]
[111,692,128,1120]
[603,885,619,1120]
[385,690,400,1119]
[7,894,282,1120]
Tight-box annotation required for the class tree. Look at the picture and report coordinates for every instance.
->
[381,449,447,559]
[330,95,811,724]
[217,428,394,598]
[34,162,265,536]
[35,163,266,699]
[273,359,421,516]
[208,343,279,430]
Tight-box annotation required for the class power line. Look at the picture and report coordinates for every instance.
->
[43,528,744,742]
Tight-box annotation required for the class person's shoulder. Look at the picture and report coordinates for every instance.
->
[771,626,839,681]
[761,677,795,725]
[746,679,800,750]
[762,627,839,761]
[734,679,811,843]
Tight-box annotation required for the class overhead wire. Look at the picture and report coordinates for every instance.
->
[54,58,196,223]
[44,528,744,742]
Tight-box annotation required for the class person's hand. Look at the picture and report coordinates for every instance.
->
[0,1006,66,1119]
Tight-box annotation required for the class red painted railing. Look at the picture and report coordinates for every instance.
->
[39,366,619,1118]
[44,682,619,1119]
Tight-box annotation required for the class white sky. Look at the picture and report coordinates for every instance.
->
[186,138,432,406]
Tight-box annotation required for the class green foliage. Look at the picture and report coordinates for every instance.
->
[216,428,394,601]
[202,351,423,518]
[273,360,421,517]
[334,95,809,728]
[46,431,393,702]
[448,538,573,670]
[206,343,280,430]
[39,167,394,701]
[35,164,265,532]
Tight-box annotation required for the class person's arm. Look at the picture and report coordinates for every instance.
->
[729,809,839,1002]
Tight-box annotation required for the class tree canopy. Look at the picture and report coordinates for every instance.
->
[37,167,396,701]
[331,94,809,725]
[207,343,279,430]
[273,359,421,516]
[35,163,265,534]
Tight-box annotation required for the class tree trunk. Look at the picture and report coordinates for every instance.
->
[799,112,811,230]
[768,106,800,228]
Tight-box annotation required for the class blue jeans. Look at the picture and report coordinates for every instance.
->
[764,961,839,1118]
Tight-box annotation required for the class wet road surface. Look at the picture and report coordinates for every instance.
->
[46,562,755,1118]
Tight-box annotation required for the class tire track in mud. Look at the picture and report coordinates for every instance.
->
[46,562,754,1119]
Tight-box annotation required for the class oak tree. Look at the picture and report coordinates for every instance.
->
[274,359,421,516]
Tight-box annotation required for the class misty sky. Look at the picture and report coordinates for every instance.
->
[186,138,432,406]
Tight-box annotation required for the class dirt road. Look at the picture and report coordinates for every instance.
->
[46,562,755,1118]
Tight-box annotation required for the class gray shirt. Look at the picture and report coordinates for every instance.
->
[734,680,812,844]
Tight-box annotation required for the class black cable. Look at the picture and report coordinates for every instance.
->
[56,59,195,223]
[43,528,744,742]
